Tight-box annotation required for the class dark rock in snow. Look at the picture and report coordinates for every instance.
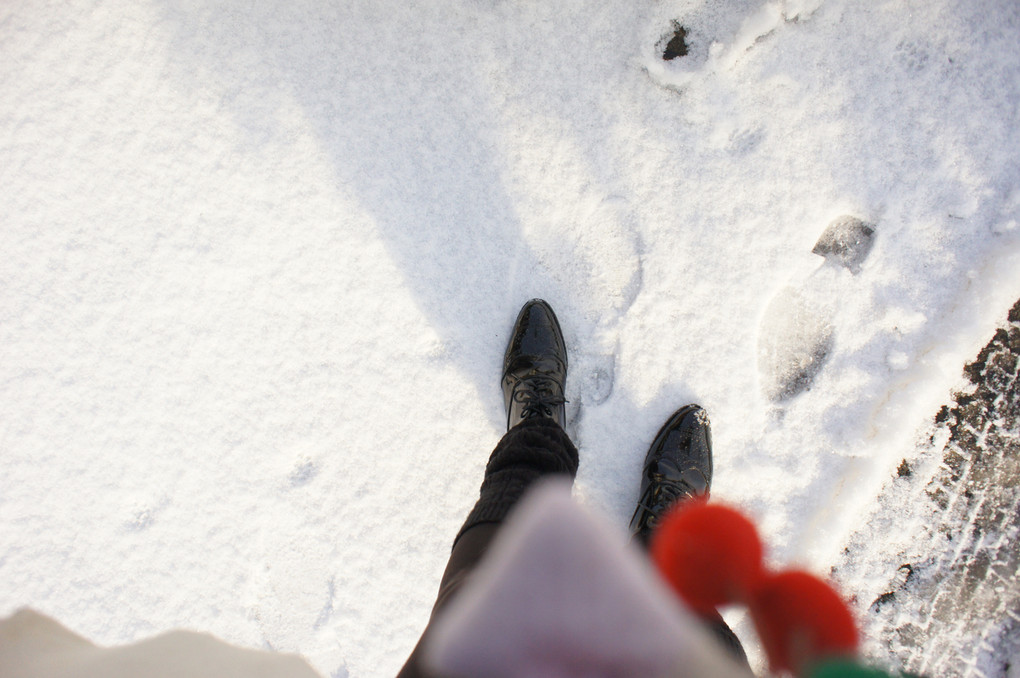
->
[662,22,689,60]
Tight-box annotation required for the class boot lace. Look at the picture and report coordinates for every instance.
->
[513,376,567,421]
[634,474,703,530]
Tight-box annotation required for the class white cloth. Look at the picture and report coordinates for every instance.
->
[0,609,321,678]
[425,480,753,678]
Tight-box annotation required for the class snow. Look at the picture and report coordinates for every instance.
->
[1,0,1018,677]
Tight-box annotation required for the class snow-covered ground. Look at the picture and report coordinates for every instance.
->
[2,0,1019,676]
[838,302,1020,678]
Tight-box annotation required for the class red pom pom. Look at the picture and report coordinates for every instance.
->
[749,570,859,674]
[649,502,765,615]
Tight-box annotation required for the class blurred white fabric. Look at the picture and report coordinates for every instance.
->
[0,609,321,678]
[425,480,753,678]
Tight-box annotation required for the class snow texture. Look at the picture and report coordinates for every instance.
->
[836,301,1020,678]
[1,0,1019,677]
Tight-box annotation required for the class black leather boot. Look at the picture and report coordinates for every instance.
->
[502,299,568,430]
[629,404,713,544]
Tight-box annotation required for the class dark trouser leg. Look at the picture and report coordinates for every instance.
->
[395,523,500,678]
[702,610,750,666]
[396,418,579,678]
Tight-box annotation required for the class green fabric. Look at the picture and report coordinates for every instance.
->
[809,658,903,678]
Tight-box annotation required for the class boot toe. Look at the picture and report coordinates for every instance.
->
[502,299,568,430]
[503,299,567,373]
[629,404,714,540]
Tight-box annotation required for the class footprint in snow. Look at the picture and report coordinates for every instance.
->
[647,0,825,90]
[757,215,876,401]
